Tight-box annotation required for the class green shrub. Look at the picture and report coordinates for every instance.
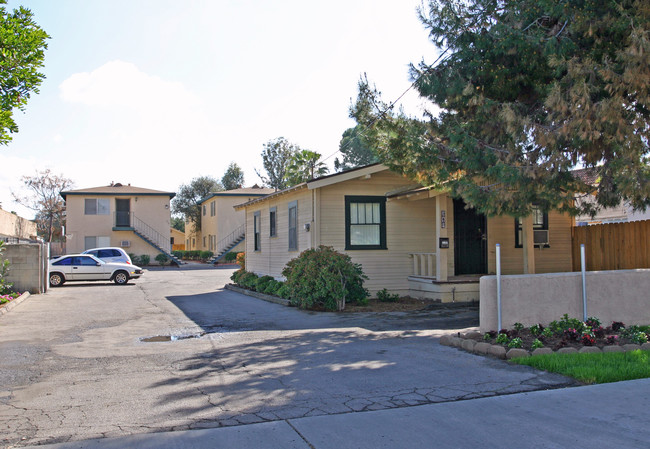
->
[255,275,275,292]
[239,271,259,290]
[155,253,169,267]
[496,333,510,345]
[0,241,13,295]
[531,339,544,350]
[128,253,139,265]
[138,254,150,266]
[281,245,368,311]
[200,250,214,261]
[549,314,585,335]
[224,252,238,262]
[508,337,523,348]
[376,288,400,303]
[230,269,245,284]
[276,282,291,299]
[263,279,280,295]
[172,250,184,259]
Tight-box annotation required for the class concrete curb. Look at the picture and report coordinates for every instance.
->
[440,331,650,358]
[224,284,291,306]
[0,291,31,317]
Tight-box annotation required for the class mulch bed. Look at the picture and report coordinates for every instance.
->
[340,297,441,313]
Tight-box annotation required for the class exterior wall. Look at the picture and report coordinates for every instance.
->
[243,169,574,297]
[170,228,185,250]
[319,171,436,295]
[245,188,312,278]
[0,208,37,239]
[4,243,48,294]
[200,194,268,254]
[245,171,436,296]
[486,210,573,275]
[480,269,650,332]
[65,193,172,261]
[184,219,201,251]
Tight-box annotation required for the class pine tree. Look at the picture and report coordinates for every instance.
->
[352,0,650,217]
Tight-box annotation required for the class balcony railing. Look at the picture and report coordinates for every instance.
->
[410,252,437,277]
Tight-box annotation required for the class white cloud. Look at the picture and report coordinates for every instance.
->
[59,60,200,111]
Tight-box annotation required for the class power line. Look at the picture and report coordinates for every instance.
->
[319,48,450,167]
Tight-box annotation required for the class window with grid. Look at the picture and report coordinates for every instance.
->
[254,211,261,251]
[345,196,386,250]
[210,201,215,217]
[269,207,277,237]
[515,206,549,248]
[84,198,110,215]
[288,202,297,251]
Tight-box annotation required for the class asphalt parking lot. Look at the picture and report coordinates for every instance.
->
[0,266,576,448]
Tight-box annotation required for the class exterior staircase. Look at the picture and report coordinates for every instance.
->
[210,224,245,264]
[132,216,183,266]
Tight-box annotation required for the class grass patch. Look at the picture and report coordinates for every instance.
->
[512,350,650,384]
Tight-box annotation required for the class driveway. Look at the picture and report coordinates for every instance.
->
[0,267,576,448]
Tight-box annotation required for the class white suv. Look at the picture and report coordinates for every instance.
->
[82,247,132,264]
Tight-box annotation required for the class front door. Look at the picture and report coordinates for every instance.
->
[115,199,130,227]
[453,199,487,275]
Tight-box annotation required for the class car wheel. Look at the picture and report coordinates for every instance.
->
[113,271,129,285]
[49,272,65,287]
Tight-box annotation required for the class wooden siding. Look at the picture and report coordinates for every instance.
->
[487,210,573,274]
[319,171,436,294]
[571,220,650,271]
[245,188,313,278]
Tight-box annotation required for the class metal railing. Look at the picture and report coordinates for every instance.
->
[217,223,246,254]
[133,216,171,253]
[410,252,437,277]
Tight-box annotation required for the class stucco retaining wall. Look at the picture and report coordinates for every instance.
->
[480,269,650,332]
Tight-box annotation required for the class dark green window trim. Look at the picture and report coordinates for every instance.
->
[269,206,277,238]
[345,195,387,250]
[253,211,261,252]
[288,201,298,251]
[515,206,549,248]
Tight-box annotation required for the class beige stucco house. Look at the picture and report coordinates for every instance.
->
[61,183,178,264]
[185,186,273,261]
[235,164,574,302]
[0,207,37,241]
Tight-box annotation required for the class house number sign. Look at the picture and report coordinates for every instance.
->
[441,210,446,229]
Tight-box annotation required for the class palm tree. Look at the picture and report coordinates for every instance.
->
[286,150,329,186]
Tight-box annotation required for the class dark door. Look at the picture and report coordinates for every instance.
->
[453,199,487,275]
[115,199,130,227]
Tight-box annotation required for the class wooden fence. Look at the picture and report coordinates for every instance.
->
[572,220,650,271]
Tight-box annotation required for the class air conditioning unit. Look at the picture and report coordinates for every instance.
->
[120,240,131,247]
[533,230,549,246]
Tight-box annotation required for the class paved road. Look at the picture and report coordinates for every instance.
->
[0,266,576,448]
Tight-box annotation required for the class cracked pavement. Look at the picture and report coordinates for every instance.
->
[0,266,577,448]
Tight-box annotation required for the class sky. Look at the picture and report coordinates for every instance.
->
[1,0,437,219]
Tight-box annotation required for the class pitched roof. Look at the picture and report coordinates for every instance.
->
[61,184,176,199]
[234,164,389,210]
[200,186,276,204]
[572,167,599,185]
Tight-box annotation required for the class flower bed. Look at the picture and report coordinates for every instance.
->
[0,292,21,307]
[478,315,650,352]
[442,314,650,359]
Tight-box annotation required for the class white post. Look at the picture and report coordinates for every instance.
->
[496,243,502,331]
[581,244,587,321]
